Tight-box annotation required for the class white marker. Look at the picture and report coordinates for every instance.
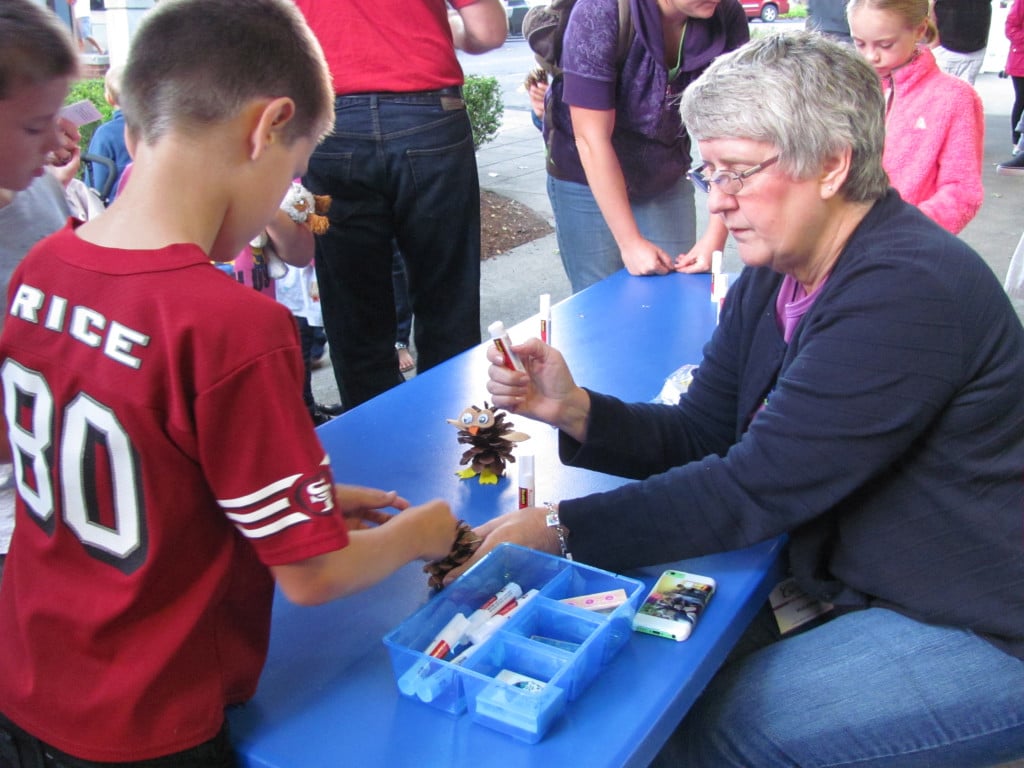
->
[539,293,551,344]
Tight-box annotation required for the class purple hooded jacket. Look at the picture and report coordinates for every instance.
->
[543,0,748,200]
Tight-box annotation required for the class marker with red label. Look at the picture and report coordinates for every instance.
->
[710,250,723,303]
[518,454,535,509]
[465,582,522,636]
[488,320,525,372]
[426,612,470,659]
[397,612,470,695]
[418,589,542,701]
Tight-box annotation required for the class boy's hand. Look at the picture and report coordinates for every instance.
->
[46,117,80,168]
[334,485,408,530]
[402,499,459,561]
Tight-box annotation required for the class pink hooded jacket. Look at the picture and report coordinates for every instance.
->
[1007,0,1024,78]
[882,46,984,234]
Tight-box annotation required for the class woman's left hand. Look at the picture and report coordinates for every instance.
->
[442,506,559,585]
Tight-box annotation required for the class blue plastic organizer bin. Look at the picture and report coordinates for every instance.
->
[383,543,644,743]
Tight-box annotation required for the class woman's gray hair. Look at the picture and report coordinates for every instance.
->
[681,31,888,202]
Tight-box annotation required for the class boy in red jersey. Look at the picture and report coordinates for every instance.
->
[0,0,457,765]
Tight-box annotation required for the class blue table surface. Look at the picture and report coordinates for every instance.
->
[229,270,785,768]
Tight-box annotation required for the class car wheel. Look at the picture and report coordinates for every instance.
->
[760,3,779,21]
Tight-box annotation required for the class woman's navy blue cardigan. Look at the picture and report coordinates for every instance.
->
[559,190,1024,659]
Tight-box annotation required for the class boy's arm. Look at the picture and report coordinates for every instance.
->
[271,497,457,605]
[265,208,314,268]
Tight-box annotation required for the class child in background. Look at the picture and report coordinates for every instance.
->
[997,0,1024,175]
[275,260,344,424]
[0,0,79,585]
[848,0,984,234]
[0,1,457,765]
[85,64,131,201]
[261,200,343,423]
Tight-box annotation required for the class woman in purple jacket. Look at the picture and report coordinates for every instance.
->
[544,0,748,293]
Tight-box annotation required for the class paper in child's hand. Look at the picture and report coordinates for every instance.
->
[59,100,103,127]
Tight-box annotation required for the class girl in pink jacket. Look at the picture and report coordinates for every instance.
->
[848,0,983,234]
[1007,0,1024,148]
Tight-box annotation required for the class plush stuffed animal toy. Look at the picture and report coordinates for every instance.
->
[250,182,332,279]
[279,181,332,235]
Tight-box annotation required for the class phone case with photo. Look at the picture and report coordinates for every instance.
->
[631,570,716,642]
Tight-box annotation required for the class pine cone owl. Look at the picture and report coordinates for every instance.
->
[447,402,530,484]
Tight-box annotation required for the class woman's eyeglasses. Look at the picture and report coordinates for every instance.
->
[688,155,780,195]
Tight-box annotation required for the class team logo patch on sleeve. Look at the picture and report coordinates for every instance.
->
[294,469,335,516]
[219,465,336,539]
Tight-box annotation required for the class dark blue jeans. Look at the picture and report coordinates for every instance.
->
[304,90,481,409]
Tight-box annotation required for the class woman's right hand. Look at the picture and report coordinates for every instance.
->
[485,338,591,441]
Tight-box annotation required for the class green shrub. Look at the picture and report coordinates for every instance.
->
[781,5,808,19]
[64,78,114,154]
[464,75,503,149]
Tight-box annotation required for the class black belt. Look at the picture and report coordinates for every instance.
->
[339,86,463,100]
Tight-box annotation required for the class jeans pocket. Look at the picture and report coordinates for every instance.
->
[303,151,352,198]
[404,127,476,199]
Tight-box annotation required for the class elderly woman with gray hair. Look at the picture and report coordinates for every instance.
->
[456,32,1024,766]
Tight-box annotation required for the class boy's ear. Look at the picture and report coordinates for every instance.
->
[250,97,296,160]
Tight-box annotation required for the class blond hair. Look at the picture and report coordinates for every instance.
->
[846,0,939,44]
[104,65,125,107]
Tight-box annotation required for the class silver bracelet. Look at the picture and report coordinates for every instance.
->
[544,502,572,561]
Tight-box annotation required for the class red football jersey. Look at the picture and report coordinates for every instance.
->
[0,223,350,761]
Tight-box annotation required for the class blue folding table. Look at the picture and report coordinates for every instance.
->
[229,270,785,768]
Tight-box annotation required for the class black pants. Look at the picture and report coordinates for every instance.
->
[1012,75,1024,146]
[0,712,236,768]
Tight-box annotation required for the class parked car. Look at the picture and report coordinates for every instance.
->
[742,0,788,21]
[505,0,543,37]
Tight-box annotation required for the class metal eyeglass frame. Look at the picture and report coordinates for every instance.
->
[688,155,780,195]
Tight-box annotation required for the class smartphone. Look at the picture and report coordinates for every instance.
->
[632,570,716,642]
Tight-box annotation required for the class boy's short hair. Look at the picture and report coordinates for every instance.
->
[121,0,335,146]
[0,0,78,100]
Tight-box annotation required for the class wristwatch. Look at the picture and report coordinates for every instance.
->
[544,502,572,561]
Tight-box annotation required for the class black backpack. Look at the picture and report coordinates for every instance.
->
[523,0,634,77]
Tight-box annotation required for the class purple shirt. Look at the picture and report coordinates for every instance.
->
[776,274,830,343]
[544,0,748,199]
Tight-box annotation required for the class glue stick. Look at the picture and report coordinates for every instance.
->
[714,273,730,325]
[518,454,535,509]
[488,320,525,372]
